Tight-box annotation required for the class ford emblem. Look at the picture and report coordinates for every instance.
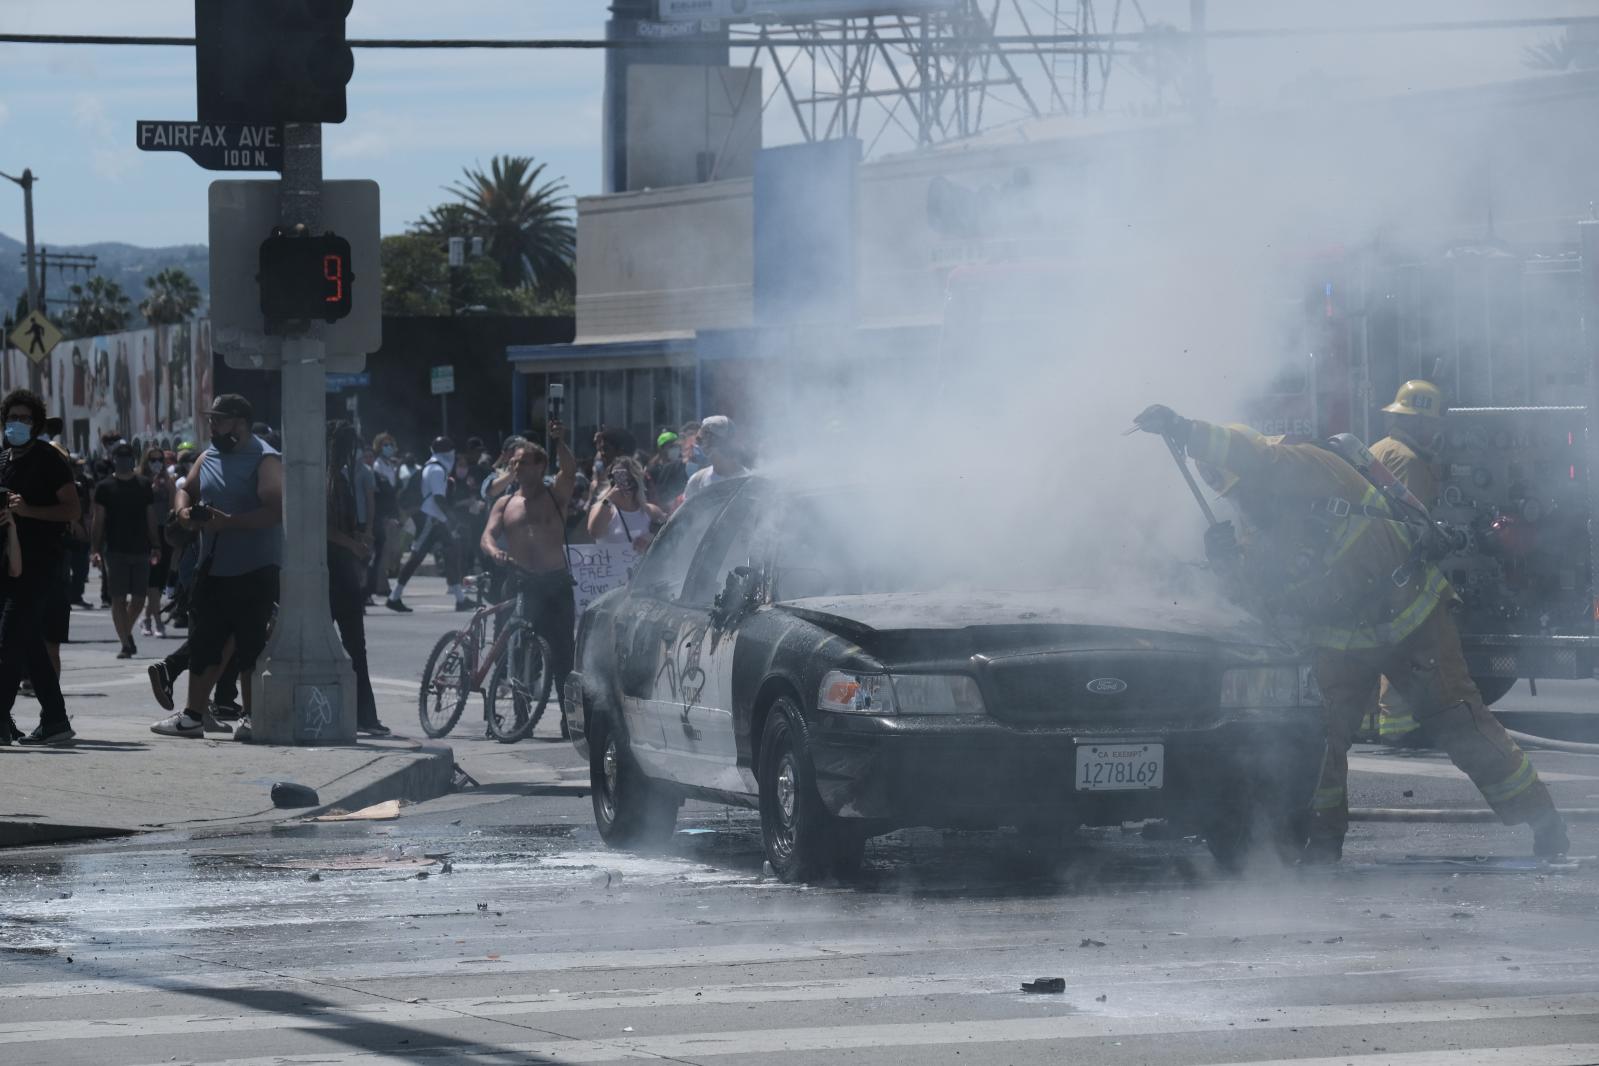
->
[1086,677,1128,695]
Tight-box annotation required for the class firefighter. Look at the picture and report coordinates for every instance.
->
[1131,404,1569,862]
[1367,380,1448,745]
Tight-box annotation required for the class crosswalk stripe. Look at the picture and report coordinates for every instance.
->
[89,995,1597,1065]
[1205,1047,1599,1066]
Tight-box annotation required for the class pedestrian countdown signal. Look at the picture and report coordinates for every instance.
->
[258,228,354,327]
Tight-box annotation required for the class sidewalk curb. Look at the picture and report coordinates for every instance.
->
[0,742,458,849]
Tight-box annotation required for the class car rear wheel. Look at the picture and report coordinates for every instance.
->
[1472,675,1517,707]
[758,697,863,883]
[1203,794,1311,871]
[590,714,677,848]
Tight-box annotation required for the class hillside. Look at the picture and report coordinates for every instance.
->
[1,232,210,325]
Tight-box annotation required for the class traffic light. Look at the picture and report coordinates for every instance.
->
[196,0,355,125]
[258,227,354,327]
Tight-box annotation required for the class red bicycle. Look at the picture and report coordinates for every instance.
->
[417,571,554,743]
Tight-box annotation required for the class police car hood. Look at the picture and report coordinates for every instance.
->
[775,589,1280,650]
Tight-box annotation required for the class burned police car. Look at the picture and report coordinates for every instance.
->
[565,475,1325,882]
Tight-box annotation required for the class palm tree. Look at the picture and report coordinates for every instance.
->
[139,267,202,325]
[64,275,132,338]
[445,156,575,297]
[411,201,476,242]
[1523,28,1599,72]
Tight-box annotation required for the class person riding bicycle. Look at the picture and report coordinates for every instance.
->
[479,421,579,722]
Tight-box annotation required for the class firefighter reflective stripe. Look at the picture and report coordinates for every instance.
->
[1379,709,1420,737]
[1481,753,1538,808]
[1324,484,1386,566]
[1303,567,1450,650]
[1313,786,1345,811]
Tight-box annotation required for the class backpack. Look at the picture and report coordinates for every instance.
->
[396,458,443,514]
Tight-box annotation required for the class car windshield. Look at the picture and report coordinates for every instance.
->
[771,486,1207,604]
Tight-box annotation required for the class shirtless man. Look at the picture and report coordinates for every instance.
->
[480,421,578,712]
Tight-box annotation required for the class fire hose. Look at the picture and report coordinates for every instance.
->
[1502,728,1599,757]
[1351,807,1599,823]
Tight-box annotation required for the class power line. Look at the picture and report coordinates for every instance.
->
[1,17,1596,51]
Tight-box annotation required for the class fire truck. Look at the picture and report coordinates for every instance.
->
[943,220,1599,704]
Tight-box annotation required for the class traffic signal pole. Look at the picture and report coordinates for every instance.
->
[253,120,357,745]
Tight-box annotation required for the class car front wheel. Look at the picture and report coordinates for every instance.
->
[590,715,677,848]
[758,697,863,883]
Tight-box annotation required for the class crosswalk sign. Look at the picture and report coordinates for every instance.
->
[7,310,63,364]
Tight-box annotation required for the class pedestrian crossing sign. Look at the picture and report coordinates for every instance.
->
[8,309,63,364]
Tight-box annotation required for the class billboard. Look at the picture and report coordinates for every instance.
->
[656,0,961,23]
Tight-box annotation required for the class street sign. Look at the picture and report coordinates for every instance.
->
[7,310,62,364]
[208,179,381,372]
[136,120,284,172]
[325,372,370,392]
[430,365,455,396]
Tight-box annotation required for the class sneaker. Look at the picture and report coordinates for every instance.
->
[151,712,203,738]
[210,700,243,721]
[72,597,93,609]
[0,718,19,745]
[385,597,413,613]
[18,680,35,700]
[1532,811,1570,858]
[116,646,134,660]
[357,722,392,738]
[233,718,253,743]
[454,600,473,612]
[147,663,175,711]
[154,621,168,639]
[19,724,76,746]
[141,617,154,638]
[201,711,234,735]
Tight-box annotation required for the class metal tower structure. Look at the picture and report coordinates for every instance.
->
[725,0,1150,158]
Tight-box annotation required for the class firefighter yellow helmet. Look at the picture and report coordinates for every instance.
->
[1383,379,1444,419]
[1194,423,1262,497]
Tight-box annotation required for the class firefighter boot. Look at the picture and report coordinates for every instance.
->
[1532,810,1570,859]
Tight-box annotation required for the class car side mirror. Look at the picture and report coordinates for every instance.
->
[711,565,758,629]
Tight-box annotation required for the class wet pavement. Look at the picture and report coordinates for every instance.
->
[4,789,1599,1066]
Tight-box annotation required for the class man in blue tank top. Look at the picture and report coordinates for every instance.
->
[151,394,283,740]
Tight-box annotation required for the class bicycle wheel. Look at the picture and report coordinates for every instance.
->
[418,630,472,738]
[484,620,555,744]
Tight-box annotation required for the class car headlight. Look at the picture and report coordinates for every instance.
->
[1220,665,1321,709]
[817,671,985,716]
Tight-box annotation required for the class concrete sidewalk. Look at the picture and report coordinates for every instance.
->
[1,580,589,848]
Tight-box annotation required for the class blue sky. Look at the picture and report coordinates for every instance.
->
[0,1,1588,248]
[1,1,605,246]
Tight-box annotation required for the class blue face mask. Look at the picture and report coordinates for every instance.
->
[3,422,31,447]
[381,444,396,458]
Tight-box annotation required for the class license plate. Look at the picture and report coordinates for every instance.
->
[1075,743,1164,791]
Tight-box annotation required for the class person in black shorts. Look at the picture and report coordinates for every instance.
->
[0,389,80,745]
[92,442,158,658]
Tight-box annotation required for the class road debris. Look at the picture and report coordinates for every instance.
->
[270,782,320,808]
[1079,938,1107,948]
[1021,977,1065,994]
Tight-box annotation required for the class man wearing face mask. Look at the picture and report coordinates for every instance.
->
[388,435,467,613]
[0,388,81,745]
[368,432,402,601]
[151,394,283,740]
[682,415,750,500]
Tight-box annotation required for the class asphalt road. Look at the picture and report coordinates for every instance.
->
[9,580,1598,1064]
[4,780,1599,1066]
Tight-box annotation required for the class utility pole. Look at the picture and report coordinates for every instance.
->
[1,167,43,389]
[1188,0,1212,122]
[253,121,357,746]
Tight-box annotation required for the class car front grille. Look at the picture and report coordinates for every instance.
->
[978,651,1221,729]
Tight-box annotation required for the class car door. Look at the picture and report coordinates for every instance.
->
[663,483,769,793]
[616,480,744,783]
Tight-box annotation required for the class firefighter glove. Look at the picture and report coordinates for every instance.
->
[1131,404,1191,441]
[1204,520,1242,568]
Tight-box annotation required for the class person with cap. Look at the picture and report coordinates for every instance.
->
[1364,379,1448,745]
[645,430,683,509]
[0,388,81,744]
[682,415,749,500]
[1131,402,1569,862]
[387,435,467,612]
[151,394,283,739]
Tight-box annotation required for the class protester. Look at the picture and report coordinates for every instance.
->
[91,442,159,658]
[141,445,173,639]
[368,431,402,600]
[387,435,466,613]
[150,394,283,740]
[588,455,664,554]
[683,415,750,499]
[480,436,527,509]
[452,441,490,577]
[327,421,389,737]
[0,388,79,745]
[480,421,578,721]
[66,455,94,608]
